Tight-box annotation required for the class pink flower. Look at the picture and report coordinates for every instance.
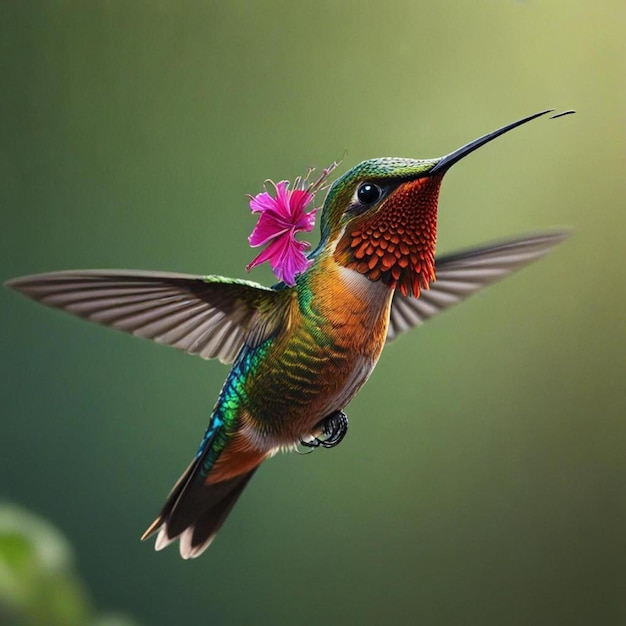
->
[246,164,338,286]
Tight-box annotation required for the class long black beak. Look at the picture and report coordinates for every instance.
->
[429,109,574,176]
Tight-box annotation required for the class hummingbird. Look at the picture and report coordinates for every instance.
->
[6,109,572,559]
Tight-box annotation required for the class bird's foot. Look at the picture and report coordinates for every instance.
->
[299,410,348,449]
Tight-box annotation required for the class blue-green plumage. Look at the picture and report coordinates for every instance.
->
[196,337,273,472]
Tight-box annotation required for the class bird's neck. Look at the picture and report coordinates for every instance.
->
[304,250,394,335]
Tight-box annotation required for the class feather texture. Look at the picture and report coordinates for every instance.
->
[6,270,280,363]
[386,231,570,341]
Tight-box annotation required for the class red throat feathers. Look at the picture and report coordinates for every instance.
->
[335,175,442,297]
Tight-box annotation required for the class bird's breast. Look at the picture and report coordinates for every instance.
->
[240,262,394,449]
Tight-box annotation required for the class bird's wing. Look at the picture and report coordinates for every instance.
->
[6,270,282,363]
[386,231,569,342]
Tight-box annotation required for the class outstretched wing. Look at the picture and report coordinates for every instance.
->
[386,231,569,342]
[6,270,281,363]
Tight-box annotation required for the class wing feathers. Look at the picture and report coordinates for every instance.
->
[6,270,280,363]
[386,231,569,342]
[7,233,568,353]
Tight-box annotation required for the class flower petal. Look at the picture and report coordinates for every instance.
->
[248,211,290,247]
[249,191,278,215]
[272,181,291,216]
[268,233,311,286]
[245,236,287,272]
[295,206,317,232]
[247,166,333,284]
[285,188,313,219]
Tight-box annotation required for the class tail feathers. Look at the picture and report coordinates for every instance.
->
[142,460,259,559]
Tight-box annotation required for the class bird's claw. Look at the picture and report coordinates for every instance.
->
[299,410,348,449]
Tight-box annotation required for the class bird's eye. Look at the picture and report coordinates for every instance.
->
[356,182,382,205]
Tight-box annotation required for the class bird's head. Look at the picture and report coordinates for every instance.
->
[316,109,570,297]
[320,156,443,297]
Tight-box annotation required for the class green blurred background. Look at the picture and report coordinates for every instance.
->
[2,2,625,625]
